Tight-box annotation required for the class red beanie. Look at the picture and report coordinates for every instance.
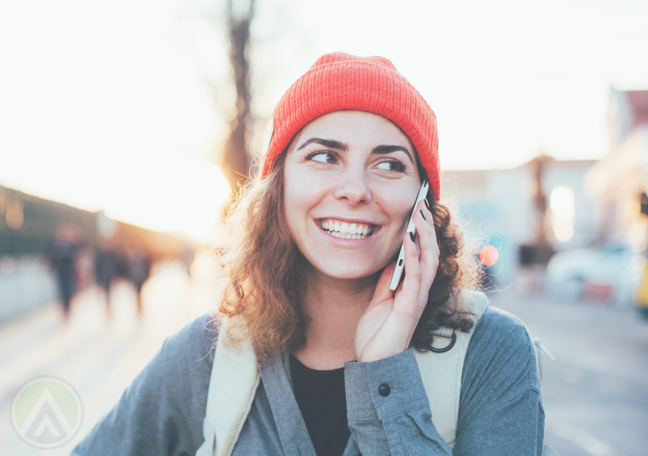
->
[259,52,441,200]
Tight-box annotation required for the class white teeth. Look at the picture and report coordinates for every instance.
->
[321,219,372,239]
[329,231,364,239]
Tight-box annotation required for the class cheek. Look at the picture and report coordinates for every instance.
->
[378,187,419,231]
[283,170,325,233]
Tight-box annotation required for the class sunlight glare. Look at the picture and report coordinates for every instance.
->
[550,186,576,243]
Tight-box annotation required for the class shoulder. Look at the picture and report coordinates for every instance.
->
[463,303,540,395]
[471,305,535,352]
[157,312,219,371]
[126,312,219,405]
[460,290,536,366]
[149,312,218,411]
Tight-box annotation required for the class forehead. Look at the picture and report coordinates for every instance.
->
[290,111,415,152]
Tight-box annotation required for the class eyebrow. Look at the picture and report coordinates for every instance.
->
[298,138,414,163]
[297,138,348,152]
[371,144,414,164]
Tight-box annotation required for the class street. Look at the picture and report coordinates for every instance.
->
[1,263,647,456]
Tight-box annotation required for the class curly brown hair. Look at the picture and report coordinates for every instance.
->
[213,152,479,361]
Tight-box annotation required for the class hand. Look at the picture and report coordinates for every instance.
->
[355,200,440,363]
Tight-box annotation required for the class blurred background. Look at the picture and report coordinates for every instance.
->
[1,0,647,455]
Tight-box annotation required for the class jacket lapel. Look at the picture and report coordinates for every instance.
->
[259,351,317,456]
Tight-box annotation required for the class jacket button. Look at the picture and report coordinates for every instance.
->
[378,383,391,397]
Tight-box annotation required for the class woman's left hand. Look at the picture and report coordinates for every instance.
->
[355,200,440,363]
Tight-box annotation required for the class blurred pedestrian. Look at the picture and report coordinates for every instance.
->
[126,248,151,314]
[95,241,117,314]
[49,224,80,318]
[182,245,194,278]
[75,247,95,291]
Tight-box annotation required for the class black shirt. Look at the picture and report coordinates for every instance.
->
[289,354,351,456]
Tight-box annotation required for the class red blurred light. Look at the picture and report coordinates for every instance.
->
[480,245,499,267]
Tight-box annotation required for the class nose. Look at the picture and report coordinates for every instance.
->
[333,165,372,206]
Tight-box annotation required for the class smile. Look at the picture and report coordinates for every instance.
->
[320,219,374,239]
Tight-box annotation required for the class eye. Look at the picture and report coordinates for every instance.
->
[376,159,406,172]
[309,152,338,164]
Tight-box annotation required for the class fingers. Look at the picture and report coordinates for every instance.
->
[412,199,439,292]
[394,229,423,318]
[416,199,434,235]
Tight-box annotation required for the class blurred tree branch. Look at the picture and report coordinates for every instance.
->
[220,0,255,205]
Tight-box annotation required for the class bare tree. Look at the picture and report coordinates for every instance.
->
[220,0,255,200]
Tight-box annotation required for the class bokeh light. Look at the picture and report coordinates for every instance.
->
[480,245,500,267]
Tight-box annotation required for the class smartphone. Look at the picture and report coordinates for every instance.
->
[389,180,430,291]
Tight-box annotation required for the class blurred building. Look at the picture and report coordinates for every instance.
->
[442,158,599,287]
[585,88,648,252]
[0,185,97,257]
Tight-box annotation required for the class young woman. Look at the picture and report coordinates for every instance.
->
[73,53,544,456]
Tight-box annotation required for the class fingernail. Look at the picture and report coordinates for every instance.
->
[420,209,426,221]
[410,232,415,242]
[424,199,430,210]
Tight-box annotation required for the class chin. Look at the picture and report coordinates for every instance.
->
[315,260,386,281]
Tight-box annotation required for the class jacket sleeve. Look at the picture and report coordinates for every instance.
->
[344,308,544,456]
[70,315,215,456]
[344,350,453,456]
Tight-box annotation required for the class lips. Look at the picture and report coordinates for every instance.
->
[320,219,374,240]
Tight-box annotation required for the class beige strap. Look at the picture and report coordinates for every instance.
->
[196,330,260,456]
[413,290,489,447]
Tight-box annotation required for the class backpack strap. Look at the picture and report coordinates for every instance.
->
[413,290,489,447]
[196,329,260,456]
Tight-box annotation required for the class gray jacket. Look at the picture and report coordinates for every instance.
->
[72,306,544,455]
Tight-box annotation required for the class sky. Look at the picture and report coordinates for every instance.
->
[1,0,647,241]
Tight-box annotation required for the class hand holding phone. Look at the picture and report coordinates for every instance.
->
[389,180,430,291]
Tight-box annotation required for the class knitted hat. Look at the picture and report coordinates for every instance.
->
[259,52,441,200]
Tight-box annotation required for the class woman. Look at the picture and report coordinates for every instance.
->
[73,53,544,456]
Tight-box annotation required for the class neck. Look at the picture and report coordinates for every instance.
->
[292,265,380,370]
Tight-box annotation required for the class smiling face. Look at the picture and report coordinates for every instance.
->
[283,110,422,282]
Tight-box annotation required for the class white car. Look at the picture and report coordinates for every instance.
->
[544,240,644,308]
